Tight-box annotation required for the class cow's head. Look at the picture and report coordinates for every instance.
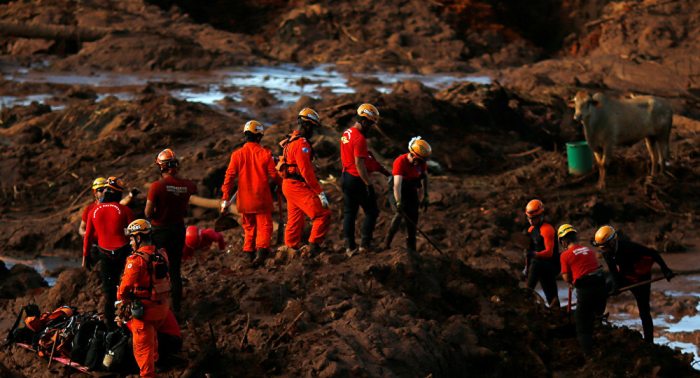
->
[567,90,602,122]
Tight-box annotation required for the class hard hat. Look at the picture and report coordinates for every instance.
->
[125,219,152,236]
[156,149,179,169]
[557,224,577,239]
[185,225,201,248]
[526,200,544,217]
[105,177,124,192]
[593,225,616,247]
[244,120,264,135]
[92,177,108,190]
[408,136,432,160]
[298,108,321,126]
[357,103,379,123]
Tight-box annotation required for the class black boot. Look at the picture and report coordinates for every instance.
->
[383,213,401,250]
[309,243,320,257]
[253,248,269,266]
[242,251,255,263]
[360,235,372,253]
[406,237,416,252]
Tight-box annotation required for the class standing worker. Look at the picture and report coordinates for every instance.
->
[183,225,227,261]
[524,199,560,307]
[145,149,197,316]
[593,225,675,343]
[119,219,171,378]
[340,103,391,255]
[83,177,134,330]
[79,178,140,237]
[277,109,331,255]
[220,120,283,265]
[558,224,607,358]
[382,137,432,252]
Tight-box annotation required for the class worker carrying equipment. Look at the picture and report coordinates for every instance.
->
[221,120,283,266]
[558,224,607,358]
[340,103,392,256]
[383,137,432,252]
[524,199,560,308]
[276,109,331,256]
[119,219,171,378]
[146,149,197,316]
[183,226,226,261]
[594,225,675,343]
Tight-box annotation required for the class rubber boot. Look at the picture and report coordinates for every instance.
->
[253,248,269,267]
[382,213,401,250]
[242,251,255,263]
[406,237,417,252]
[309,242,320,257]
[359,235,372,253]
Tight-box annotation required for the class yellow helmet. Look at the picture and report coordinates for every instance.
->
[557,224,577,239]
[92,177,108,190]
[408,136,432,160]
[125,219,152,236]
[244,120,264,135]
[298,108,321,126]
[357,103,379,123]
[593,225,616,247]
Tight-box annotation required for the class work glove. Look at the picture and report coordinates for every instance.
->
[365,183,375,198]
[421,195,430,212]
[318,192,329,209]
[663,269,676,282]
[525,250,536,258]
[129,188,141,198]
[395,201,403,213]
[83,254,94,270]
[220,199,231,214]
[521,267,528,281]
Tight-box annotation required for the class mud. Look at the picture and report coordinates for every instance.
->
[2,0,700,377]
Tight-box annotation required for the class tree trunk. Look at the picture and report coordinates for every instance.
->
[0,21,119,42]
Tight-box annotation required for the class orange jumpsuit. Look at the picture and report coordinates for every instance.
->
[221,142,283,252]
[117,245,170,378]
[280,131,331,247]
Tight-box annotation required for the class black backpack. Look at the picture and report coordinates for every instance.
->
[70,315,106,365]
[103,328,138,373]
[5,300,40,347]
[84,327,106,371]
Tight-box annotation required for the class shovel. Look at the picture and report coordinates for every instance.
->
[214,192,240,232]
[567,286,572,313]
[611,276,666,295]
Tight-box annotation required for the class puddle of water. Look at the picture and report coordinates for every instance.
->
[1,255,82,287]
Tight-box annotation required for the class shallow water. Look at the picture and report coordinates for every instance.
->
[0,255,82,287]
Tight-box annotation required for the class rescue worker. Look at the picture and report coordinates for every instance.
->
[278,109,331,255]
[382,137,432,252]
[79,178,140,237]
[594,225,675,343]
[220,120,283,265]
[119,219,170,378]
[183,225,226,261]
[340,103,392,255]
[145,149,197,315]
[524,199,560,307]
[558,224,607,358]
[83,177,134,330]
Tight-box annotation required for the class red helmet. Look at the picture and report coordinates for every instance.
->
[156,149,179,169]
[185,226,201,248]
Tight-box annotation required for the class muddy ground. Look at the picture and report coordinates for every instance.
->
[1,0,700,377]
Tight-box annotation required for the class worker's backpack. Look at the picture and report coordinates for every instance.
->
[133,248,171,302]
[102,328,138,373]
[276,134,310,179]
[84,327,106,371]
[70,314,106,365]
[5,299,41,346]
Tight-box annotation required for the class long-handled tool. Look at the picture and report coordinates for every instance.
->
[567,286,572,313]
[276,189,285,246]
[612,276,666,295]
[401,211,444,255]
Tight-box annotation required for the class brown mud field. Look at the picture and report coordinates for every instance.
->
[2,0,700,377]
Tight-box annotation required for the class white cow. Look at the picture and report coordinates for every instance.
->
[568,90,673,188]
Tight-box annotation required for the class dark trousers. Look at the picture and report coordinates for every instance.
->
[341,171,379,249]
[100,251,128,331]
[387,187,419,249]
[152,224,185,314]
[575,273,608,357]
[526,259,560,306]
[623,275,653,343]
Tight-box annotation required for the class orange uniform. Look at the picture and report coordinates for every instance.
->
[117,245,169,378]
[221,142,283,252]
[280,131,331,247]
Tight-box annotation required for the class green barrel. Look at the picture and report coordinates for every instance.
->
[566,141,593,175]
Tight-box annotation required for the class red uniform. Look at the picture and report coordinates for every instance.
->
[221,142,282,252]
[83,202,134,257]
[182,229,226,261]
[146,177,197,227]
[341,127,383,175]
[281,131,331,247]
[392,153,427,183]
[560,244,600,284]
[118,245,169,378]
[528,223,557,259]
[81,202,98,223]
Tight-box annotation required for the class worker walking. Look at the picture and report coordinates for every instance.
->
[220,120,282,265]
[593,225,675,343]
[145,149,197,316]
[382,137,432,252]
[277,109,331,255]
[83,177,134,330]
[119,219,171,378]
[524,199,560,307]
[183,225,226,261]
[340,103,391,255]
[558,224,607,358]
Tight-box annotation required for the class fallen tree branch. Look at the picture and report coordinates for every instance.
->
[0,21,121,42]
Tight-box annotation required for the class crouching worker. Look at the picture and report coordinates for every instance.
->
[119,219,172,378]
[183,226,226,261]
[558,224,607,359]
